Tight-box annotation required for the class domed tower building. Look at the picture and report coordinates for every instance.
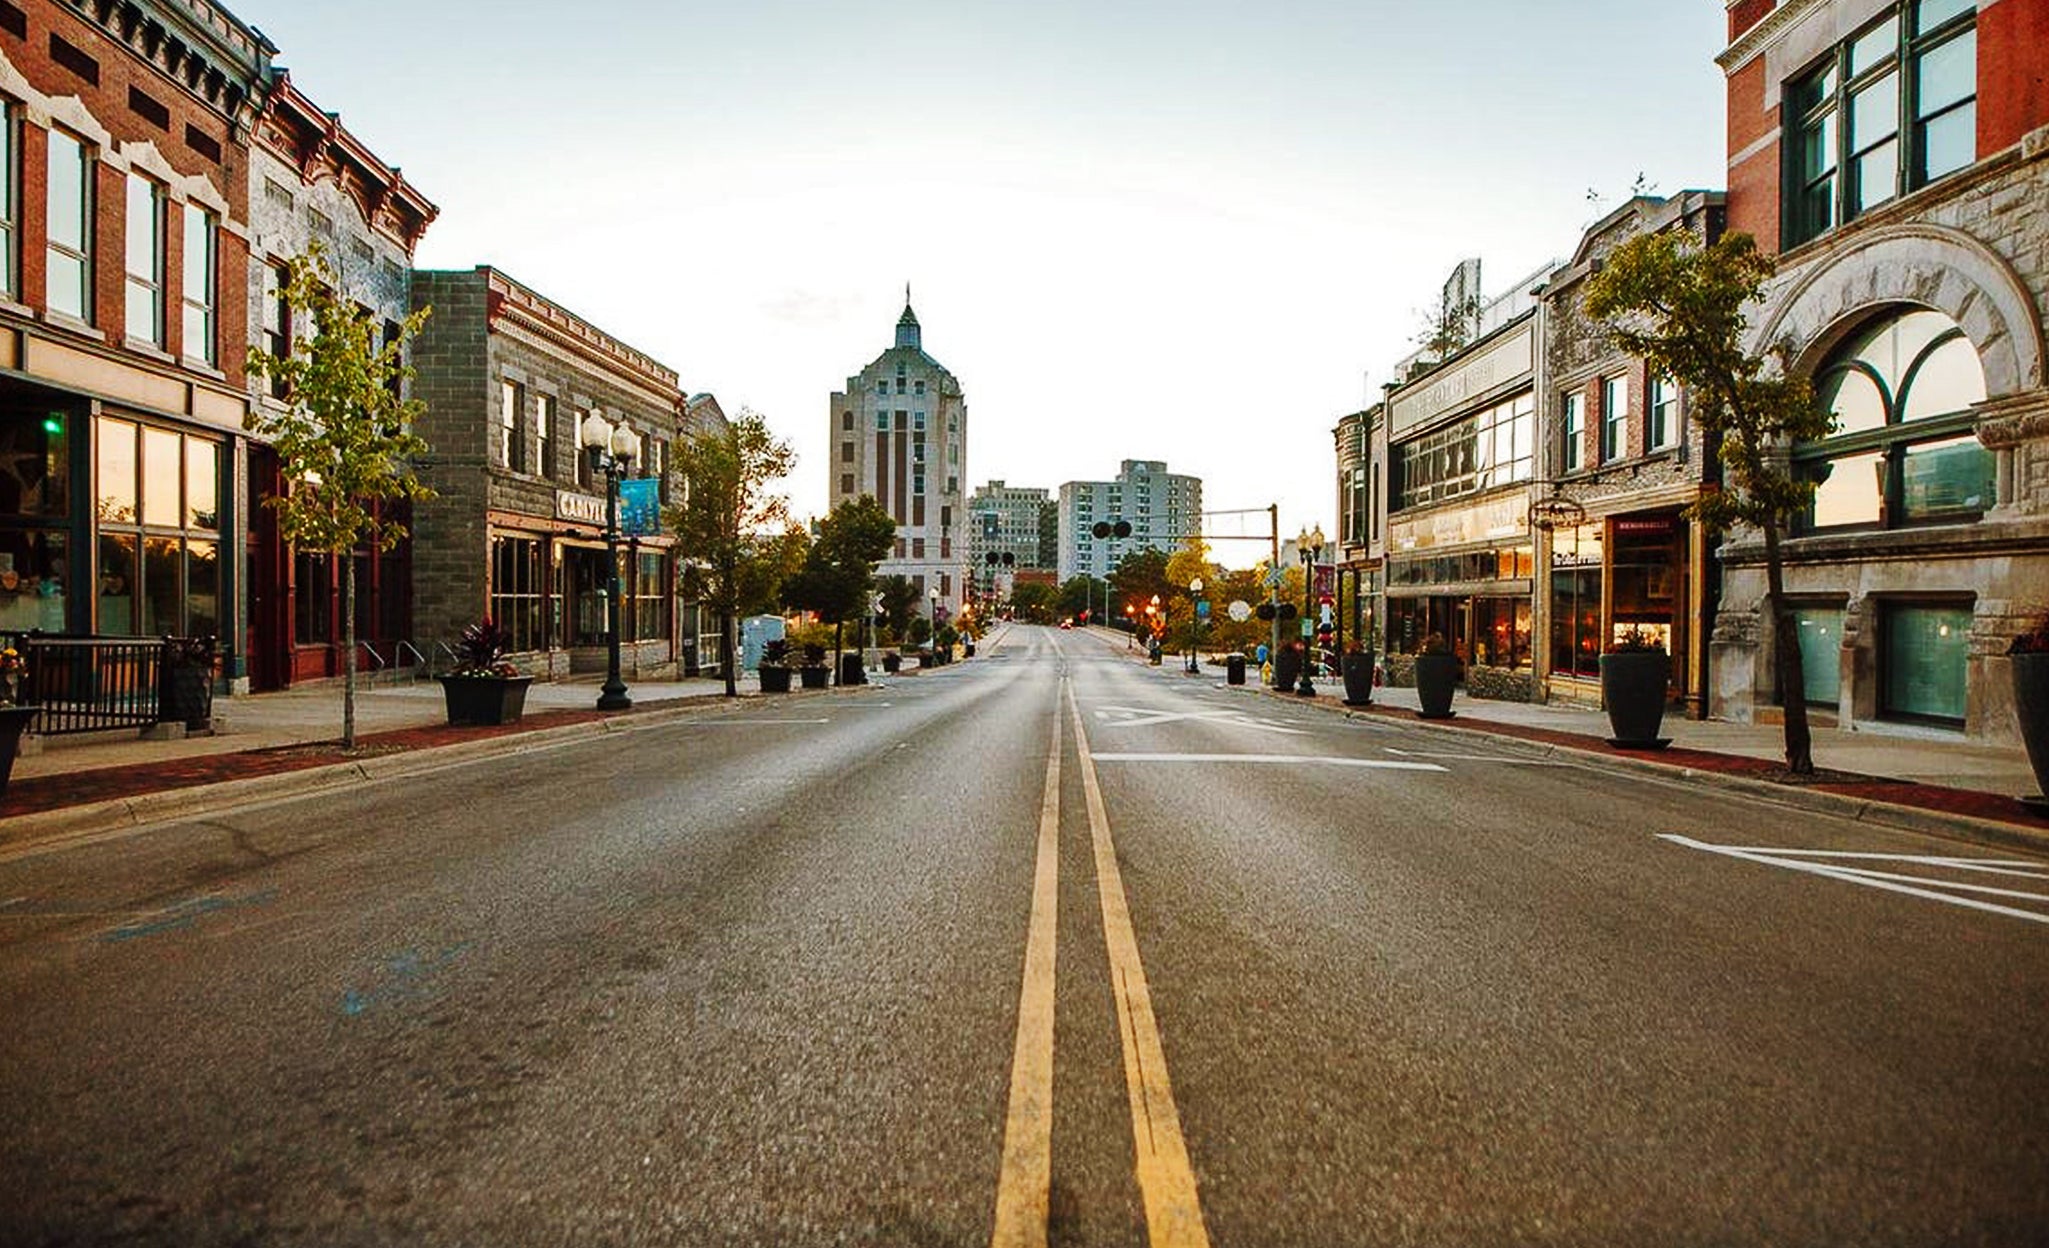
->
[827,294,969,623]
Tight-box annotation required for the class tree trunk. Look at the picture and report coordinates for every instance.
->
[721,606,736,698]
[1761,524,1813,774]
[342,550,358,750]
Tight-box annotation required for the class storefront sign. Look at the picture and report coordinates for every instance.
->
[556,490,606,525]
[1612,516,1677,535]
[1388,494,1529,553]
[1390,324,1532,438]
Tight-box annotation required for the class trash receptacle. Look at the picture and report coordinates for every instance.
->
[1226,653,1246,686]
[839,651,866,685]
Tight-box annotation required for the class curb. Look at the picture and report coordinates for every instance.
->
[0,693,775,856]
[1235,682,2049,856]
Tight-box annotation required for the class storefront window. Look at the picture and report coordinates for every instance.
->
[1792,606,1843,706]
[633,551,667,640]
[0,529,68,633]
[2,407,71,519]
[1548,523,1603,678]
[491,535,546,653]
[295,551,331,644]
[1883,602,1970,723]
[94,416,223,637]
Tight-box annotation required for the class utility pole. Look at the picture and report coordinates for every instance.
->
[1269,503,1281,664]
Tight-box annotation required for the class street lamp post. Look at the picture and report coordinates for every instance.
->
[1296,524,1325,697]
[1187,576,1204,673]
[580,409,639,711]
[928,585,941,661]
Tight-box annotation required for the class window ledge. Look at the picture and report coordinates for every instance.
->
[180,356,226,382]
[123,338,175,364]
[38,310,104,342]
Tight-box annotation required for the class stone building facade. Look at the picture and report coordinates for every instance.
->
[1539,191,1727,718]
[408,267,685,681]
[0,0,265,662]
[1714,0,2049,743]
[240,70,434,692]
[1332,404,1384,659]
[1380,264,1550,697]
[827,298,968,621]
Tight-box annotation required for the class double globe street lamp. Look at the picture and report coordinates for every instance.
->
[1186,576,1204,673]
[1296,524,1325,697]
[579,408,641,711]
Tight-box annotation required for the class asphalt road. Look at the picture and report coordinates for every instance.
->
[0,624,2044,1246]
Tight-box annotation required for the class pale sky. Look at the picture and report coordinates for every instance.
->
[244,0,1728,558]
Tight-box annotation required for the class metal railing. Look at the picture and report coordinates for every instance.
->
[17,634,162,735]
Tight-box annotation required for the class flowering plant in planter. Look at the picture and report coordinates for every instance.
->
[439,618,531,726]
[0,645,24,707]
[1606,626,1667,653]
[1601,626,1672,748]
[449,618,520,678]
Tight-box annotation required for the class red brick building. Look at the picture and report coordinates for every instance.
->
[0,0,267,650]
[1713,0,2049,742]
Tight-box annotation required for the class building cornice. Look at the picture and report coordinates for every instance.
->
[256,71,438,251]
[1718,0,1822,71]
[480,269,683,404]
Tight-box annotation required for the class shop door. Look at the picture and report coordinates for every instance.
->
[246,446,289,691]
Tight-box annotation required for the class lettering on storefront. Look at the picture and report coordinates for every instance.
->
[1389,494,1529,553]
[556,490,606,525]
[1390,324,1533,438]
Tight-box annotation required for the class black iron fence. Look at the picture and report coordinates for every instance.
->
[2,632,219,736]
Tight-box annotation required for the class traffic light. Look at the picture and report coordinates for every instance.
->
[1089,519,1132,540]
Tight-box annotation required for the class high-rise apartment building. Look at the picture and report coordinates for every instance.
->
[965,481,1052,602]
[827,298,968,619]
[1056,461,1203,582]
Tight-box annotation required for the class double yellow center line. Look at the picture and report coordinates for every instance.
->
[990,679,1211,1248]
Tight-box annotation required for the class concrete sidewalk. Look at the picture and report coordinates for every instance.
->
[9,671,754,783]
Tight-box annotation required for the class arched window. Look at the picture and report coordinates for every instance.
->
[1799,306,1991,530]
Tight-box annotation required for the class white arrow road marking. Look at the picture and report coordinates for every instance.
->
[1659,835,2049,925]
[1386,746,1570,765]
[1093,706,1307,735]
[1090,753,1446,771]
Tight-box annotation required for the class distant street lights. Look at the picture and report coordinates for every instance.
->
[579,408,640,711]
[1296,524,1325,697]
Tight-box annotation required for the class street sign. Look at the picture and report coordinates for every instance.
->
[1227,599,1251,622]
[1300,619,1313,638]
[1263,566,1286,588]
[1195,600,1210,618]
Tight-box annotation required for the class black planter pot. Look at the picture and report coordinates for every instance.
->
[883,653,902,674]
[1341,651,1375,706]
[758,665,793,693]
[2014,651,2049,803]
[839,652,867,685]
[1272,650,1300,691]
[799,665,829,689]
[0,704,38,797]
[438,675,533,726]
[1600,650,1673,748]
[1414,653,1459,719]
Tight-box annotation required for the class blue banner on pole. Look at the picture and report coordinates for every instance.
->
[618,478,661,536]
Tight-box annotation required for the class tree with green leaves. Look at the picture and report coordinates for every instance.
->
[1009,579,1057,624]
[875,574,921,644]
[1586,229,1834,774]
[1056,575,1104,626]
[667,410,803,697]
[783,494,897,681]
[245,243,432,749]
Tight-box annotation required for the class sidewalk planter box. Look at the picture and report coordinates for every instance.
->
[799,665,829,690]
[0,704,37,797]
[882,653,902,674]
[758,666,793,693]
[2014,651,2049,803]
[918,651,935,669]
[1414,654,1459,719]
[1273,649,1300,691]
[839,653,866,685]
[1600,650,1672,748]
[1341,650,1375,707]
[438,675,533,727]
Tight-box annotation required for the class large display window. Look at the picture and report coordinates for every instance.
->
[93,416,220,637]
